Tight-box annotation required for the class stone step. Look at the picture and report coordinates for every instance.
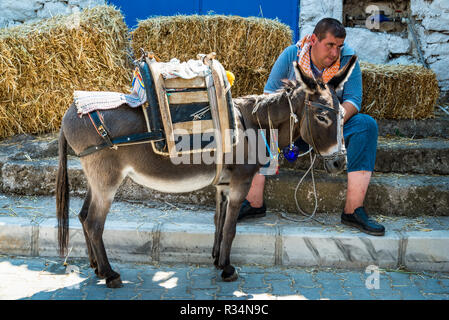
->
[1,159,448,217]
[1,133,448,175]
[376,113,449,139]
[1,194,448,272]
[264,169,449,217]
[282,137,449,175]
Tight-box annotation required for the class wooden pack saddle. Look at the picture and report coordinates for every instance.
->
[138,52,237,161]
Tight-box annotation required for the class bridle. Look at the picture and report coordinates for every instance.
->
[278,90,347,225]
[287,91,346,161]
[264,89,347,225]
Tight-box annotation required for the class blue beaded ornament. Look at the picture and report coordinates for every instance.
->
[283,145,300,162]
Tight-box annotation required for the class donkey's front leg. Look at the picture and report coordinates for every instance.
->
[212,184,229,269]
[217,169,254,282]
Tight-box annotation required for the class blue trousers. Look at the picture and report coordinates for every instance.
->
[342,113,378,172]
[291,113,378,172]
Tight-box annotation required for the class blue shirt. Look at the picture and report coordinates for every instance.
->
[264,43,362,111]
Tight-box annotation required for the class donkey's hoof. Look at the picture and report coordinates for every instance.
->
[106,274,123,288]
[221,265,238,282]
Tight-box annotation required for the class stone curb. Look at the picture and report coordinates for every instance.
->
[1,216,448,272]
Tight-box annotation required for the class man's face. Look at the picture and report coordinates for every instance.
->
[310,32,345,68]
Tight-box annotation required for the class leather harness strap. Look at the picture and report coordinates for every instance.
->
[87,111,113,148]
[77,130,164,157]
[303,93,320,156]
[78,110,163,157]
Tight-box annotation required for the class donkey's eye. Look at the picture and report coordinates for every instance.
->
[317,115,327,122]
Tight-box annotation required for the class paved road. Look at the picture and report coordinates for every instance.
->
[0,255,448,301]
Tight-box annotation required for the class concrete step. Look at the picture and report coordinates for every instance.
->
[1,158,448,217]
[0,194,448,272]
[264,169,449,217]
[376,114,449,139]
[0,133,448,217]
[1,132,449,176]
[281,137,449,175]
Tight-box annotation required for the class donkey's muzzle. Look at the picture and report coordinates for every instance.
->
[323,155,346,175]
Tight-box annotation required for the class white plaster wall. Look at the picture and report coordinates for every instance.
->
[299,0,449,96]
[300,0,343,38]
[0,0,105,28]
[344,27,411,64]
[411,0,449,94]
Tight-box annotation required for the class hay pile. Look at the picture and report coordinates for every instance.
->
[0,5,132,139]
[131,15,292,98]
[360,62,439,119]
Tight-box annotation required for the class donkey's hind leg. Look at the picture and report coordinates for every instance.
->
[83,189,122,288]
[78,188,103,277]
[80,158,125,288]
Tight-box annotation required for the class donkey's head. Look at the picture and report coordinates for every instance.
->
[292,55,357,174]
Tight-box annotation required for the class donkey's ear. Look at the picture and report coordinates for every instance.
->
[293,61,317,94]
[327,55,358,91]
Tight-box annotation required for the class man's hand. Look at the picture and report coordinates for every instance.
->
[342,101,358,123]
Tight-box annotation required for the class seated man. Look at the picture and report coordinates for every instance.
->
[238,17,385,236]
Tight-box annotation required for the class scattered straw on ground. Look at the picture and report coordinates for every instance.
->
[360,62,439,119]
[131,14,293,98]
[0,5,132,139]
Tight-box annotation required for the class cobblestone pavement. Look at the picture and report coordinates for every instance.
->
[0,255,448,300]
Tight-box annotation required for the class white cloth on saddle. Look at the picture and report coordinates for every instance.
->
[157,58,210,79]
[74,58,209,115]
[74,90,145,115]
[74,66,147,115]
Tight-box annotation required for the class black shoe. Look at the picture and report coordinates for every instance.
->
[237,200,266,221]
[341,207,385,236]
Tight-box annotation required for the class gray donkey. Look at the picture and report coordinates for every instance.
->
[56,56,357,288]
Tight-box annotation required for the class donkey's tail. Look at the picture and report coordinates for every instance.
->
[56,127,69,257]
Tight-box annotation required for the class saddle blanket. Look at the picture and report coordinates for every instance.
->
[74,58,210,115]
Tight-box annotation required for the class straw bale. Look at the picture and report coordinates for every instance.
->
[0,5,132,139]
[131,15,292,98]
[360,62,439,119]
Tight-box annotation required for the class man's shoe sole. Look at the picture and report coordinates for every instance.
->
[341,220,385,236]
